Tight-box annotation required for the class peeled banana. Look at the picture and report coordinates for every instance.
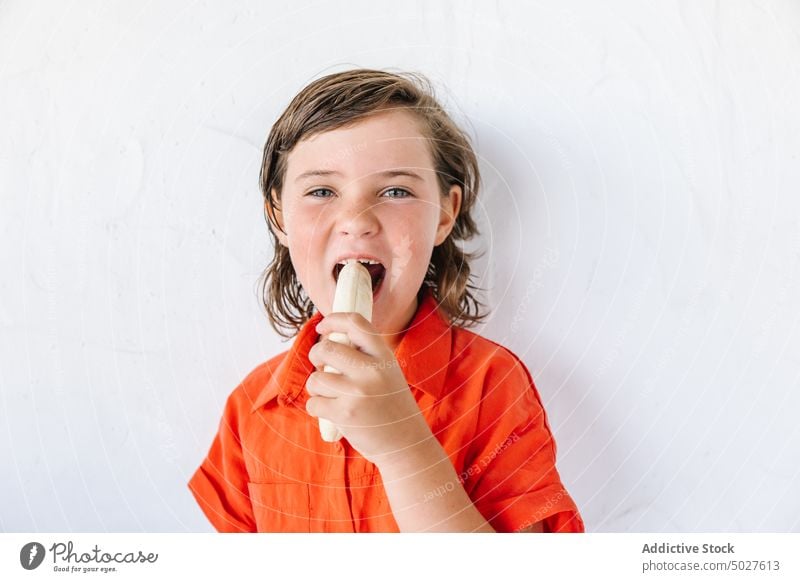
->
[318,260,373,442]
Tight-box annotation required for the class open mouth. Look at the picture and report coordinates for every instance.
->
[332,259,386,295]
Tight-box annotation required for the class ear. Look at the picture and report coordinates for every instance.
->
[434,184,462,246]
[265,189,289,247]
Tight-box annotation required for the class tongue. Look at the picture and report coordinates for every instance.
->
[363,264,385,291]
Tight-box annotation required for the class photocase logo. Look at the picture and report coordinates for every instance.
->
[20,542,46,570]
[16,540,158,574]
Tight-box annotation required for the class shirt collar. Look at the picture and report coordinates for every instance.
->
[251,286,452,412]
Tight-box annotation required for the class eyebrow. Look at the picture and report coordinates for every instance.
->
[294,169,426,183]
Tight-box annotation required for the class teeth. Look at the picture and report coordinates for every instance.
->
[337,258,380,265]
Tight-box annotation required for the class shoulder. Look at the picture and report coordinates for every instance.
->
[447,326,548,421]
[449,326,536,390]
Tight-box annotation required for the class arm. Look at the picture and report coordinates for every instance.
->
[375,432,495,532]
[377,440,545,532]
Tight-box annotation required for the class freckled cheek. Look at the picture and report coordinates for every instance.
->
[285,202,322,231]
[284,206,329,284]
[400,208,436,246]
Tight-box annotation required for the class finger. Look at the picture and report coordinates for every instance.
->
[305,394,339,422]
[315,312,387,357]
[305,395,363,430]
[309,336,373,373]
[305,369,356,398]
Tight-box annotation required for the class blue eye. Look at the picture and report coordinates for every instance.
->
[382,188,412,199]
[306,187,412,199]
[307,188,334,198]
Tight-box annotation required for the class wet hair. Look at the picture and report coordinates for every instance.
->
[258,68,487,338]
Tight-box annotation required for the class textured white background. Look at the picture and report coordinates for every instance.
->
[1,0,799,533]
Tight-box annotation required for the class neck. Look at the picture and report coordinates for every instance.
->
[384,295,419,352]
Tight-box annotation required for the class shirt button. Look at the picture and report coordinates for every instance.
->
[334,442,343,452]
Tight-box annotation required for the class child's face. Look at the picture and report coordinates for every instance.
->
[270,109,461,348]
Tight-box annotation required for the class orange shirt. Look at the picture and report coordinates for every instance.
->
[189,287,584,533]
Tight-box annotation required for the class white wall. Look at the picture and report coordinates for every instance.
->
[1,0,798,532]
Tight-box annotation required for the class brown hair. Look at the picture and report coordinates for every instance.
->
[258,68,487,338]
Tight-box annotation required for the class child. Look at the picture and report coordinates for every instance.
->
[189,68,584,533]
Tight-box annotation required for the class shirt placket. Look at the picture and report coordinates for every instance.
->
[322,439,356,533]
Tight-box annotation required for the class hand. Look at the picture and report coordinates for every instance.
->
[306,312,435,467]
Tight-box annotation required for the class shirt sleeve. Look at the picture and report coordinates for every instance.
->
[463,350,584,533]
[188,388,256,533]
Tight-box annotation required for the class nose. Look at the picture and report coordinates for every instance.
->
[336,194,381,238]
